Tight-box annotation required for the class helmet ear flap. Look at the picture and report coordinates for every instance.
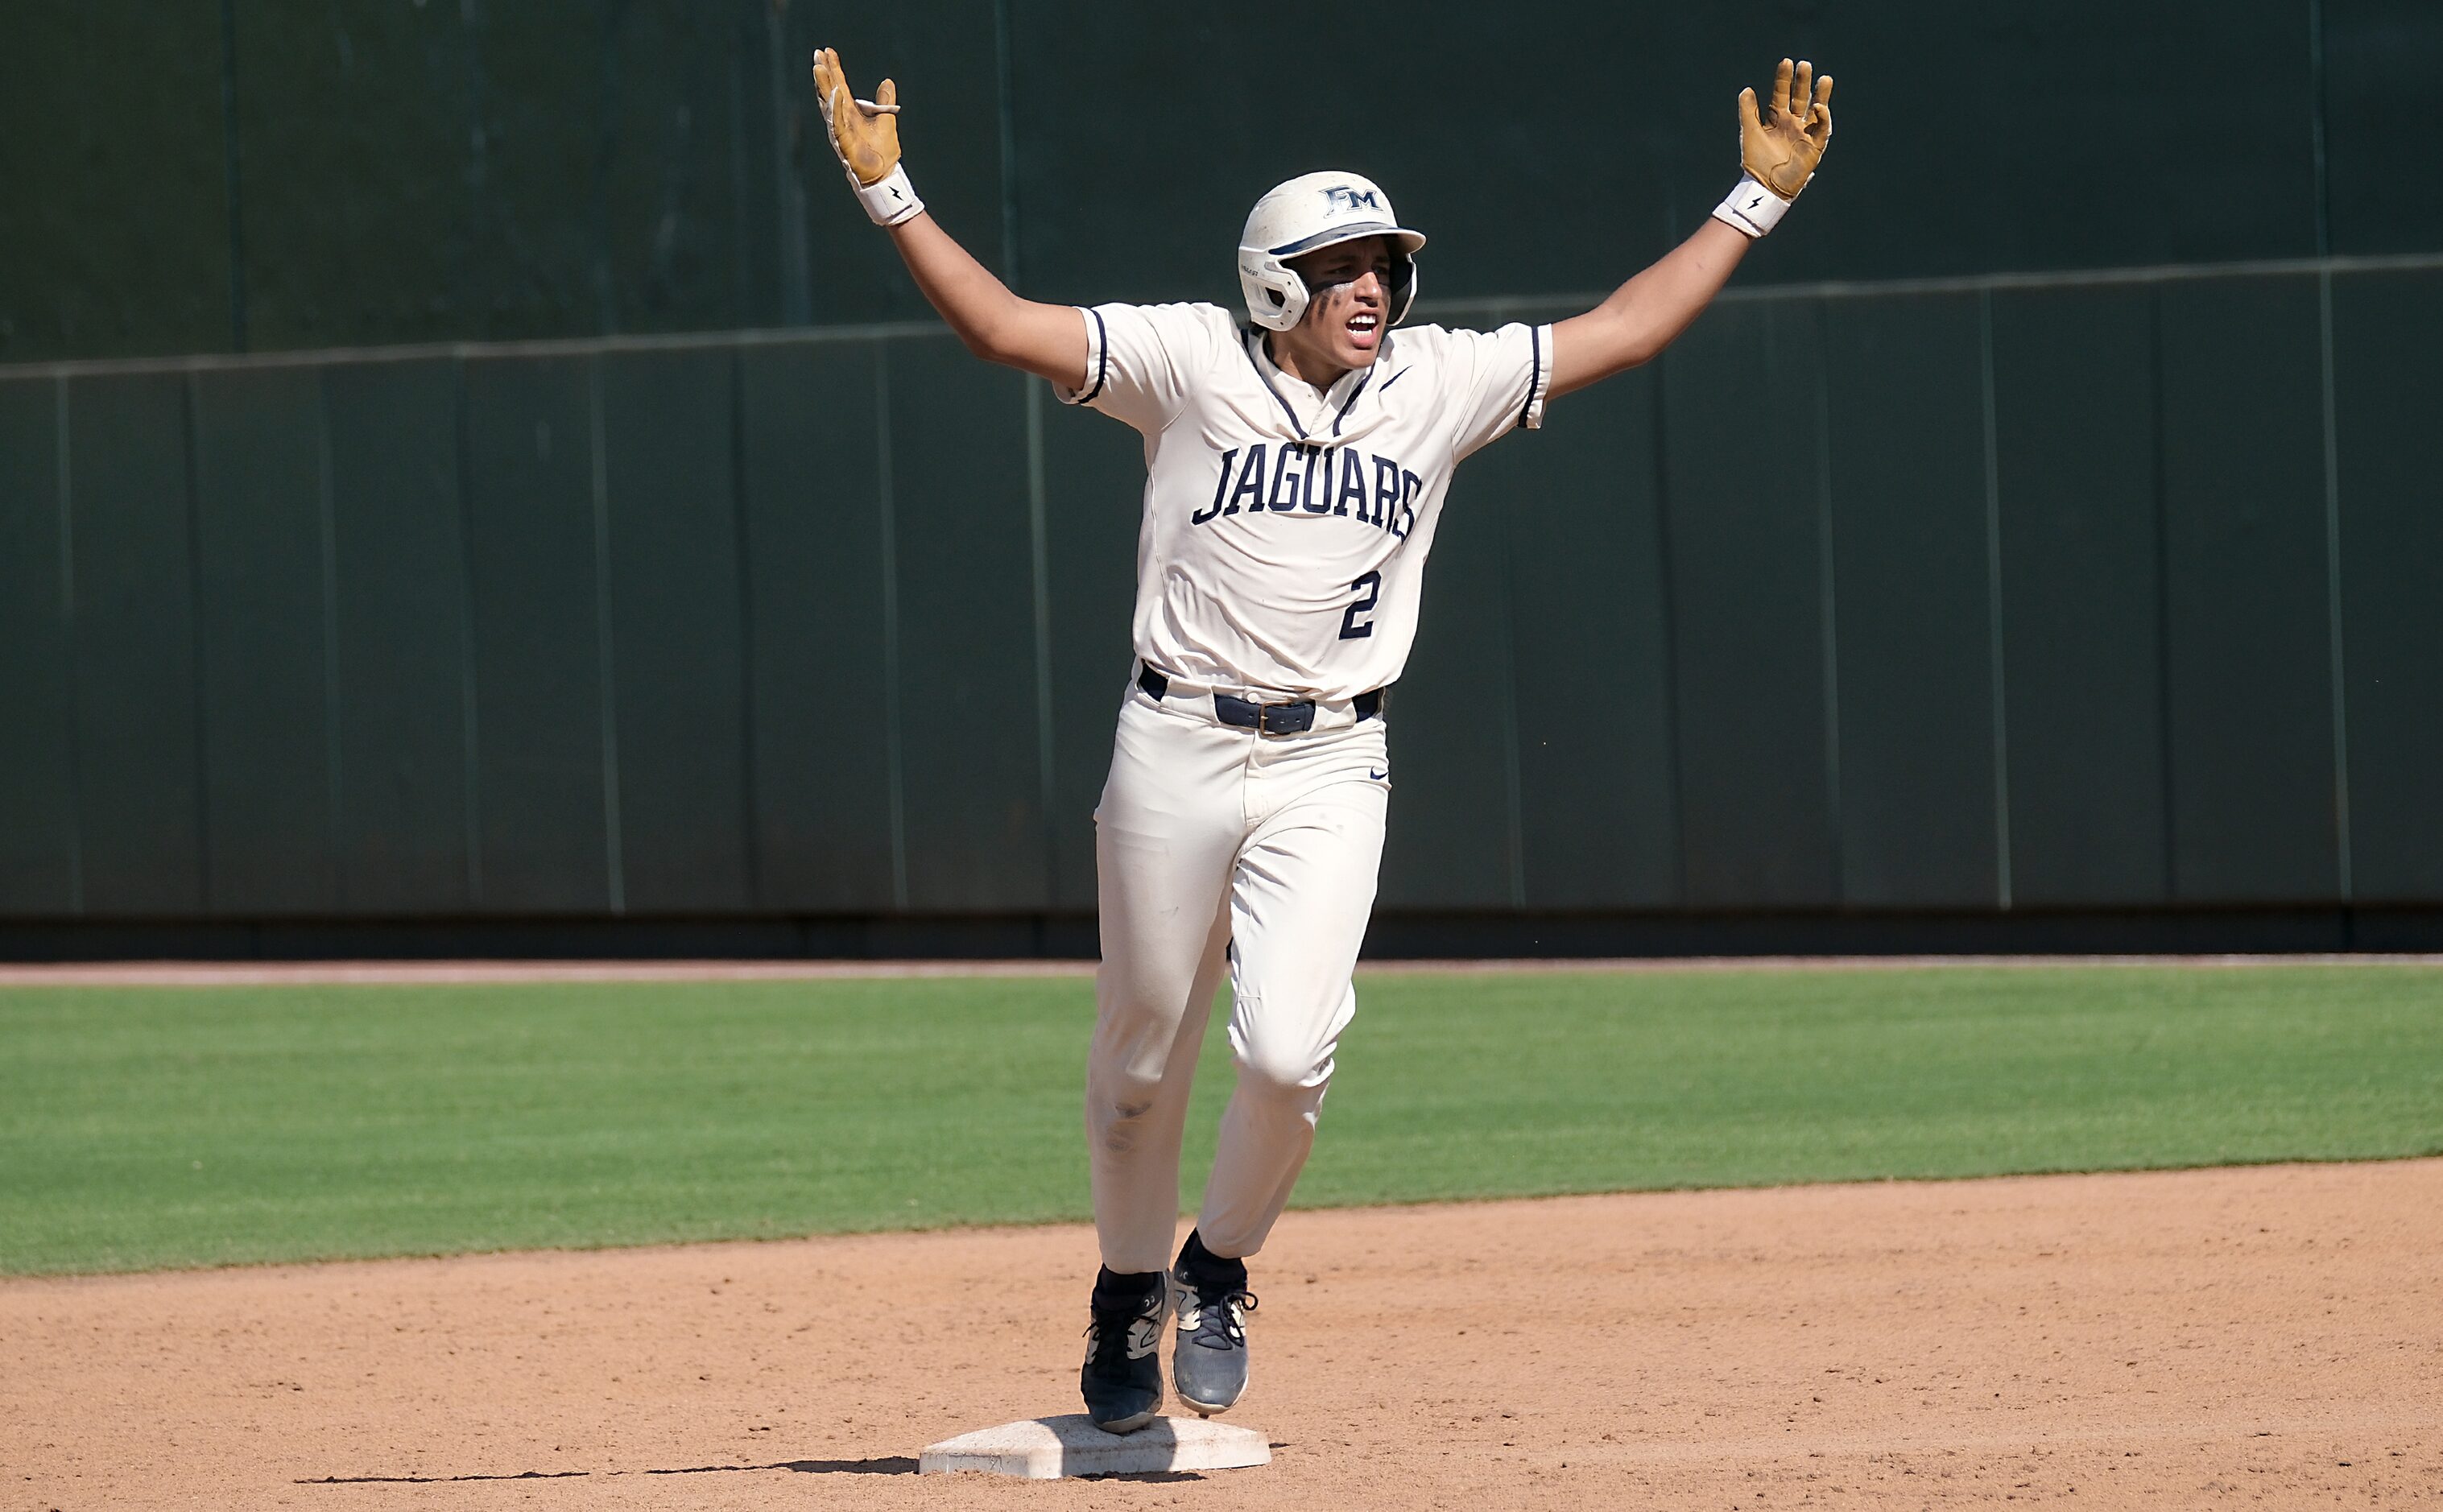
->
[1387,252,1418,326]
[1237,247,1308,333]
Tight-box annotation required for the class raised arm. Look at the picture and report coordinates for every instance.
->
[812,48,1087,389]
[1548,59,1833,399]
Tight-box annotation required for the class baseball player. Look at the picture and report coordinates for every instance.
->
[811,46,1832,1432]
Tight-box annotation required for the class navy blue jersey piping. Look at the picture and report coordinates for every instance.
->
[1330,360,1375,437]
[1518,324,1544,429]
[1076,308,1111,404]
[1242,328,1310,439]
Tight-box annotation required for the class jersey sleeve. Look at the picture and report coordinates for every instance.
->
[1443,321,1555,461]
[1053,303,1222,435]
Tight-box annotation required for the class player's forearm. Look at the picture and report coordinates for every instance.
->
[886,213,1081,383]
[1547,221,1747,398]
[1548,57,1833,402]
[812,48,1085,387]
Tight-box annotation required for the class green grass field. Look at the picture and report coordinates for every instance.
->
[2,963,2437,1276]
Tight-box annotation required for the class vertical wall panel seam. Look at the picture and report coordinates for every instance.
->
[453,361,485,907]
[876,346,909,911]
[992,0,1023,283]
[1024,381,1056,903]
[55,378,84,913]
[764,0,809,325]
[1494,484,1526,909]
[998,0,1055,906]
[588,356,626,911]
[2307,0,2332,259]
[725,12,751,328]
[2147,290,2176,902]
[1811,303,1842,899]
[589,1,619,337]
[217,0,247,353]
[1650,360,1688,905]
[182,374,215,911]
[1978,291,2012,910]
[459,0,489,334]
[315,374,345,907]
[730,351,764,905]
[2317,271,2353,899]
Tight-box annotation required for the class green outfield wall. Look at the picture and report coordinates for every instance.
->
[4,2,2441,944]
[5,1,2440,361]
[2,261,2439,933]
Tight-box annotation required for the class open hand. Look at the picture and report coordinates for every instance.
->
[1738,58,1833,201]
[812,47,902,188]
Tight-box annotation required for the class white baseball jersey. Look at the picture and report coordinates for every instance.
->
[1057,303,1553,703]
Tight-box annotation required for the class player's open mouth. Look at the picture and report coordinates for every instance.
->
[1346,312,1380,346]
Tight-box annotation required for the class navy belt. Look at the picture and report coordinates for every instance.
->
[1137,665,1386,735]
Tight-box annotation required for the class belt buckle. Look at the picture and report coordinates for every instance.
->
[1255,700,1313,737]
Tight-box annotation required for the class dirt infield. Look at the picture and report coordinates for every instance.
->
[6,1160,2437,1510]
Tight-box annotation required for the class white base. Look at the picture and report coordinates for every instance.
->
[919,1414,1271,1478]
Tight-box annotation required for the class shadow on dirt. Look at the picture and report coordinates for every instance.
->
[298,1456,921,1484]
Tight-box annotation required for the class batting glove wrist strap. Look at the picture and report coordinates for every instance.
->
[1711,174,1792,238]
[856,164,925,228]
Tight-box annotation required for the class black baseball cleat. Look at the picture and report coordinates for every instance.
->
[1169,1230,1259,1416]
[1080,1266,1169,1433]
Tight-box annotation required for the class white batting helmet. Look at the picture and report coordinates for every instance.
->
[1236,171,1427,333]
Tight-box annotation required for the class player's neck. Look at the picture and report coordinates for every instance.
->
[1263,333,1354,396]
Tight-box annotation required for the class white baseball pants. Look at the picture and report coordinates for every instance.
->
[1087,678,1390,1274]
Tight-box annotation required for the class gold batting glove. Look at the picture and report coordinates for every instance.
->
[1713,58,1833,238]
[812,47,923,227]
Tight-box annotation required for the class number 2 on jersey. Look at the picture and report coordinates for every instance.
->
[1338,571,1382,640]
